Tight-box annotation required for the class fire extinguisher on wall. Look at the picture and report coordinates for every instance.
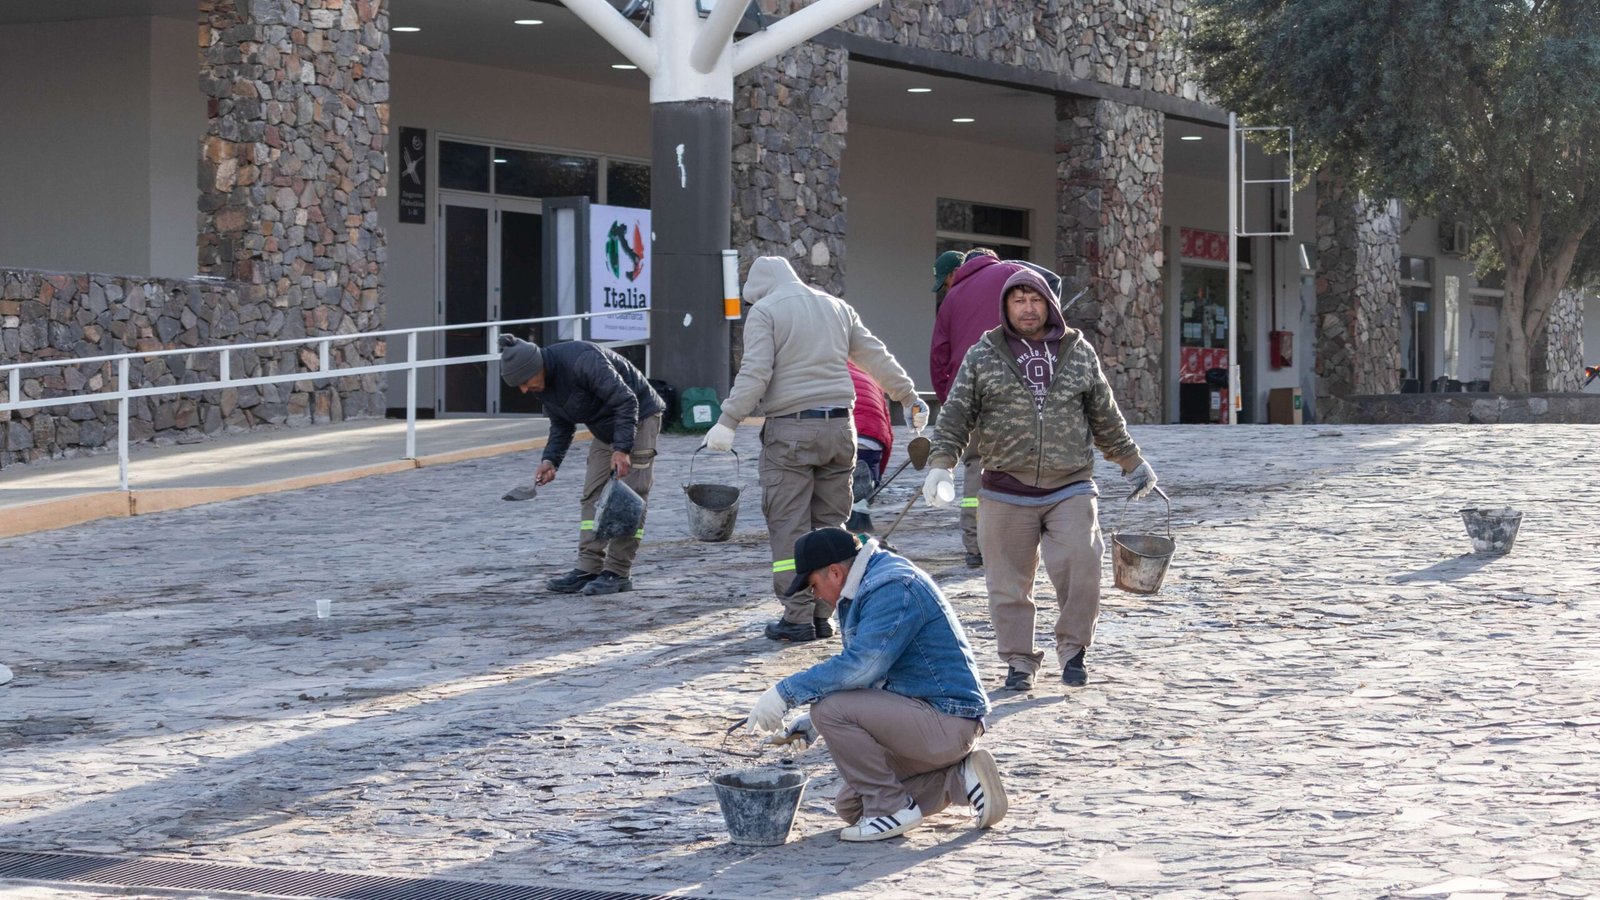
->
[1270,329,1293,369]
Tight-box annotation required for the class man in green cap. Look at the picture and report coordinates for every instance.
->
[932,250,964,312]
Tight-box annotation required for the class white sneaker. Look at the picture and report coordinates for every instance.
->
[961,748,1008,829]
[839,798,924,842]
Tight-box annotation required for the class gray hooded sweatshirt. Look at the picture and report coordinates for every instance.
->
[719,256,918,427]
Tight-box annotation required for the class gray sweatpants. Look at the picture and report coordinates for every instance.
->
[811,688,982,821]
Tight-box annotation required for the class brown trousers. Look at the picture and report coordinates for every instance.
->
[759,415,855,622]
[576,413,662,578]
[812,689,982,820]
[977,492,1104,675]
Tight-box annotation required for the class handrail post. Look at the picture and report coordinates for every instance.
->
[117,358,130,491]
[319,339,331,376]
[7,368,18,406]
[219,350,230,384]
[405,332,418,460]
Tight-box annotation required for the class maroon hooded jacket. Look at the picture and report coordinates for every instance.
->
[928,255,1023,402]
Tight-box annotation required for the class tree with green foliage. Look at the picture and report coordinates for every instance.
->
[1189,0,1600,392]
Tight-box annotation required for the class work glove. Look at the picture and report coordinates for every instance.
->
[746,685,788,735]
[765,712,818,750]
[704,422,736,453]
[923,468,956,508]
[1125,461,1158,501]
[903,396,931,432]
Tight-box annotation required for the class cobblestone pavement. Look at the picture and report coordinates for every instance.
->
[1,424,1597,900]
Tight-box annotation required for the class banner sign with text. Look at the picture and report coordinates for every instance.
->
[588,204,651,341]
[398,127,427,224]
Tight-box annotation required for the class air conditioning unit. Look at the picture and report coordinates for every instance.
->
[1440,220,1470,256]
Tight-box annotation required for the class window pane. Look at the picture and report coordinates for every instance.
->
[439,141,491,193]
[606,161,651,208]
[971,204,1028,240]
[936,199,973,234]
[495,147,598,200]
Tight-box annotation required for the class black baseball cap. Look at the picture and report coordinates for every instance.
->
[784,527,863,596]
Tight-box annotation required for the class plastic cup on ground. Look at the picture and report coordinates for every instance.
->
[315,598,331,618]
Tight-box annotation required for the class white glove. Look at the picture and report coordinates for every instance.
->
[903,396,931,432]
[704,422,736,453]
[746,685,788,735]
[765,712,818,749]
[923,468,956,508]
[1125,461,1158,500]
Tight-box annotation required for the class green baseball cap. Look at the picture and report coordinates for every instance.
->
[933,250,965,292]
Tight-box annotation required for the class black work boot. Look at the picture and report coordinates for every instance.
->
[1002,666,1034,692]
[547,569,599,594]
[813,616,835,639]
[1061,650,1088,687]
[582,572,633,596]
[764,619,818,643]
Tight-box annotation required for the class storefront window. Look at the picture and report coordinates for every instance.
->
[936,198,1031,263]
[439,140,491,193]
[606,161,651,208]
[495,147,598,201]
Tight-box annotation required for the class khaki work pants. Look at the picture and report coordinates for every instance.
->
[960,450,982,557]
[977,492,1104,675]
[812,689,982,820]
[759,415,855,622]
[577,413,662,578]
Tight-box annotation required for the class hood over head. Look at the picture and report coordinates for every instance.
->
[743,256,806,305]
[999,266,1066,341]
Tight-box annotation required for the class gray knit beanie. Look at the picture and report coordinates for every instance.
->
[499,334,544,385]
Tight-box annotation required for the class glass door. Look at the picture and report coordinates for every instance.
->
[437,194,543,415]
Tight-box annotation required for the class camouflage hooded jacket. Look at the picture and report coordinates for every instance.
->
[928,271,1143,489]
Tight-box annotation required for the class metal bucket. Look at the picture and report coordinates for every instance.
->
[1112,487,1175,595]
[1460,507,1522,555]
[710,765,809,846]
[684,448,741,542]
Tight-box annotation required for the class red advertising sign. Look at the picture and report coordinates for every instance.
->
[1180,228,1229,263]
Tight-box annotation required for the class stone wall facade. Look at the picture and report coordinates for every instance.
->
[0,269,351,467]
[731,43,849,298]
[1315,174,1402,404]
[767,0,1203,102]
[1533,288,1585,392]
[1055,96,1165,424]
[197,0,389,420]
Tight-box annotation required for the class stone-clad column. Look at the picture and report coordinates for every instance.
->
[1055,96,1165,424]
[197,0,389,423]
[1533,288,1584,392]
[1315,173,1401,406]
[730,44,848,369]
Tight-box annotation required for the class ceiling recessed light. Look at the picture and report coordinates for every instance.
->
[951,117,975,123]
[392,26,420,32]
[907,87,932,93]
[612,63,638,70]
[493,158,508,164]
[1180,135,1203,141]
[513,19,544,25]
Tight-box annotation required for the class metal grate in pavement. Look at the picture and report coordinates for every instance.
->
[0,850,703,900]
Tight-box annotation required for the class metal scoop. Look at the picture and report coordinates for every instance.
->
[502,484,539,502]
[862,435,932,504]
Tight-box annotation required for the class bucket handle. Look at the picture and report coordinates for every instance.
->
[689,446,741,486]
[1114,485,1171,540]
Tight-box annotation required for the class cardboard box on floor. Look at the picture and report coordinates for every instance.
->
[1269,387,1303,425]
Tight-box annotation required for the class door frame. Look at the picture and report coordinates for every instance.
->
[435,191,543,415]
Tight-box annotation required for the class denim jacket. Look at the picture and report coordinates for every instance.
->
[776,548,990,719]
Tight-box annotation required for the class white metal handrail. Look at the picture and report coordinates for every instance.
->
[0,309,640,490]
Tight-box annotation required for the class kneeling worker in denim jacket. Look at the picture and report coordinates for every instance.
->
[744,527,1008,841]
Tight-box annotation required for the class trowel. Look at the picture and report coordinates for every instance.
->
[502,484,539,502]
[862,434,932,504]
